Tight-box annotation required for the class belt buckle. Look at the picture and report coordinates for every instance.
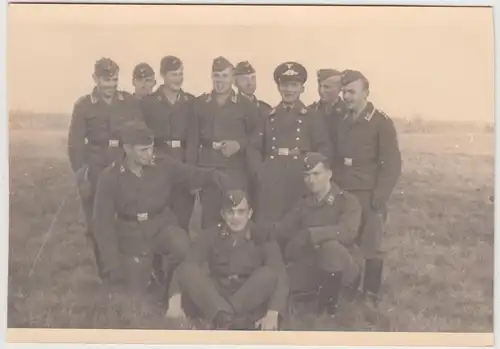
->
[344,157,353,166]
[137,212,148,222]
[213,141,222,150]
[109,139,120,148]
[278,148,289,156]
[171,140,181,148]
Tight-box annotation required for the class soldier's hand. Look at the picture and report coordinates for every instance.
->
[371,195,385,211]
[256,310,279,330]
[220,140,240,157]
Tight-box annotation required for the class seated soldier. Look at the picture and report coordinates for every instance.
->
[253,152,363,317]
[176,189,289,330]
[92,120,236,315]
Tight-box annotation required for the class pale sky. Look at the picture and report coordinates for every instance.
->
[7,4,494,121]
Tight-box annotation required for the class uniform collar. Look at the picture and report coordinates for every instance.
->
[90,87,124,104]
[154,85,188,103]
[219,221,252,241]
[308,185,341,207]
[273,100,307,115]
[346,101,375,122]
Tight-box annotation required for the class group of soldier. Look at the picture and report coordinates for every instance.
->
[67,55,402,331]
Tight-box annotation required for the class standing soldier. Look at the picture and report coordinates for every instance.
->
[141,56,196,232]
[92,120,236,311]
[334,70,402,305]
[178,189,288,330]
[252,62,331,226]
[132,62,156,99]
[309,69,346,161]
[188,57,261,230]
[233,61,272,118]
[67,57,143,279]
[253,153,362,318]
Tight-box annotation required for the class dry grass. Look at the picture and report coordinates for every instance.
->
[7,112,494,332]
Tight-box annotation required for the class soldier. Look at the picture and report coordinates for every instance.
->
[141,56,196,232]
[67,57,143,279]
[334,69,402,305]
[309,69,346,161]
[177,189,288,330]
[233,61,272,118]
[92,120,237,311]
[251,62,331,226]
[132,62,156,99]
[188,56,261,230]
[253,152,362,317]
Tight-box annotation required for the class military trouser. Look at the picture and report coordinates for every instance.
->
[77,176,104,279]
[286,240,362,293]
[170,186,195,232]
[178,263,277,325]
[349,190,387,295]
[199,167,248,230]
[254,156,307,224]
[118,224,190,294]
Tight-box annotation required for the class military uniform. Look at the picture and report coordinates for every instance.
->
[234,61,273,119]
[254,153,362,316]
[92,121,235,293]
[178,192,288,330]
[141,56,196,232]
[252,62,331,224]
[67,58,143,277]
[188,57,261,229]
[309,69,347,163]
[334,70,402,297]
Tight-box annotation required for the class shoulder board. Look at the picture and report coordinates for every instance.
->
[259,100,272,109]
[183,92,196,101]
[75,94,91,106]
[376,108,390,120]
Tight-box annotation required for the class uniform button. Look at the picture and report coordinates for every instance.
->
[297,128,301,132]
[272,137,276,140]
[298,120,303,123]
[293,156,298,160]
[272,128,275,131]
[270,155,275,160]
[270,118,275,122]
[296,137,300,141]
[272,146,276,150]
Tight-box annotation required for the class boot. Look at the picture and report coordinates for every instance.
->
[363,258,384,306]
[162,267,176,308]
[212,310,234,330]
[317,270,343,317]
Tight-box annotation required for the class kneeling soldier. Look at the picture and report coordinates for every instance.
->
[92,120,236,311]
[177,190,288,330]
[254,152,362,317]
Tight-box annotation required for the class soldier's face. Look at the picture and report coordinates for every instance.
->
[125,143,155,166]
[235,74,257,96]
[342,79,368,110]
[318,77,342,102]
[94,73,119,98]
[221,198,253,232]
[133,76,156,97]
[278,81,304,104]
[304,163,332,194]
[163,67,184,91]
[212,68,234,94]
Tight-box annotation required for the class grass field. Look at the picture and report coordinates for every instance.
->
[7,112,494,332]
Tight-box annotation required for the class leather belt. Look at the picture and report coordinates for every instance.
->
[154,137,185,149]
[85,138,121,148]
[267,147,305,159]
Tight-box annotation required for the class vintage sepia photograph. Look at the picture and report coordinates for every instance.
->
[6,2,495,345]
